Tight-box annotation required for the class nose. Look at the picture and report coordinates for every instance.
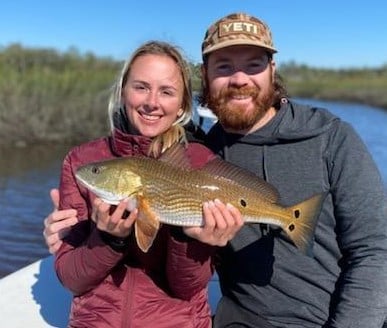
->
[145,90,159,109]
[228,70,249,87]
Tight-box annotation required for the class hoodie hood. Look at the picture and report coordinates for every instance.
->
[207,99,339,147]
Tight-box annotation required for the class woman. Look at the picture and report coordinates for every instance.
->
[51,40,242,328]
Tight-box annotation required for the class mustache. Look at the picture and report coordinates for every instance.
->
[221,86,260,99]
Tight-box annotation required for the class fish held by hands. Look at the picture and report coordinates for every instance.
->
[75,144,325,254]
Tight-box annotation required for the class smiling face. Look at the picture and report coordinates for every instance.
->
[204,45,277,133]
[122,54,184,138]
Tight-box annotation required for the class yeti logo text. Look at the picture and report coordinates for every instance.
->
[219,21,259,36]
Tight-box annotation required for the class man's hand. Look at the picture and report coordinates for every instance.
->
[183,199,243,246]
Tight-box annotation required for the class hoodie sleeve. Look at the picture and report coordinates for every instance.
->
[55,150,124,296]
[326,122,387,328]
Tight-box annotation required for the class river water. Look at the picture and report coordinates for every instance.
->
[0,99,386,279]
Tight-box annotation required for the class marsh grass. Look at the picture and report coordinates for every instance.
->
[1,44,386,146]
[281,63,387,108]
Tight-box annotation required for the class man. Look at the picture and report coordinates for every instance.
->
[199,12,387,328]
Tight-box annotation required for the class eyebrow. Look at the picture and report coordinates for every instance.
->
[131,79,179,91]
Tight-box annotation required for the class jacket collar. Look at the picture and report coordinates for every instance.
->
[110,107,152,157]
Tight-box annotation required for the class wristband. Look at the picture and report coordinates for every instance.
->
[98,230,129,252]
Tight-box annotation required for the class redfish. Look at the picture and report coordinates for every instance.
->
[75,144,324,253]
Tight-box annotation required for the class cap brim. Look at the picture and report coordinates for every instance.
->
[203,39,277,55]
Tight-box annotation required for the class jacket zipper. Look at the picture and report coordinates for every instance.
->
[122,267,134,328]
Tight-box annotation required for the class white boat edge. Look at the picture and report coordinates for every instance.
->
[0,255,221,327]
[0,255,71,328]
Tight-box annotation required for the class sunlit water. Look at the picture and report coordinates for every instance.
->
[0,99,386,280]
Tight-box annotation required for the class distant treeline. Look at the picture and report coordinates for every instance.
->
[1,44,386,146]
[280,61,387,110]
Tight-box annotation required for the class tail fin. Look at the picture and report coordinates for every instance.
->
[284,193,326,255]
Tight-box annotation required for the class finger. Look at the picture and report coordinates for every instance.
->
[226,203,244,226]
[110,199,129,224]
[91,198,106,223]
[48,240,63,254]
[91,205,99,223]
[93,197,103,208]
[202,201,216,230]
[123,208,138,229]
[45,209,78,227]
[210,200,228,230]
[45,231,60,245]
[218,203,243,241]
[105,199,128,227]
[48,217,78,234]
[50,188,60,211]
[107,201,130,233]
[44,216,51,228]
[182,226,201,238]
[214,199,243,232]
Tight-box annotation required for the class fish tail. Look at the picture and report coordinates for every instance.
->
[284,193,326,255]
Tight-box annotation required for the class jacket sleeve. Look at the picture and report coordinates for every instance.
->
[166,228,215,301]
[55,151,125,296]
[327,122,387,328]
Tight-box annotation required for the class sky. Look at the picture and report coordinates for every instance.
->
[1,1,386,69]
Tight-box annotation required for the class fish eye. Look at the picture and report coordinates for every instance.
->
[294,209,300,219]
[288,223,295,231]
[92,166,100,174]
[240,199,247,207]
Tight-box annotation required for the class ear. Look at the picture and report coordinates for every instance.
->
[201,64,208,91]
[270,60,276,80]
[177,108,184,117]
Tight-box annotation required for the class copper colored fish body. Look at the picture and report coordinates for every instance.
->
[76,144,325,253]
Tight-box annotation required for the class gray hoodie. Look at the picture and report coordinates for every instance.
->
[206,99,387,328]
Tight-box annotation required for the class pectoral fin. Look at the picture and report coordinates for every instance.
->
[134,194,160,252]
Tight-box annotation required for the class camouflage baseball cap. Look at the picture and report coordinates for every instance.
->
[202,12,277,57]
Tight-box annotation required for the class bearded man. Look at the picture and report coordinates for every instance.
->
[199,12,387,328]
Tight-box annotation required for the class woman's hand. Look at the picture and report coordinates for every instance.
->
[91,197,137,238]
[183,199,243,246]
[43,189,78,254]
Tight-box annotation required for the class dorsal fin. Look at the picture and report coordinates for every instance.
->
[158,143,191,170]
[200,157,280,203]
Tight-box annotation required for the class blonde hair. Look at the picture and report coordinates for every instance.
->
[108,41,193,157]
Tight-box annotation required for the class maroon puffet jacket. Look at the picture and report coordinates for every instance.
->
[55,127,216,328]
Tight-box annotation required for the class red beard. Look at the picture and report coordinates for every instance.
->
[207,84,275,131]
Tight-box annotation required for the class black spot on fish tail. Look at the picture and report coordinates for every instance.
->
[284,193,326,255]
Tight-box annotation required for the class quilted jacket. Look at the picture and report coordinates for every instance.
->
[55,126,216,328]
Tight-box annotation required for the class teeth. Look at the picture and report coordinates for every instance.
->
[232,95,249,100]
[141,113,160,121]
